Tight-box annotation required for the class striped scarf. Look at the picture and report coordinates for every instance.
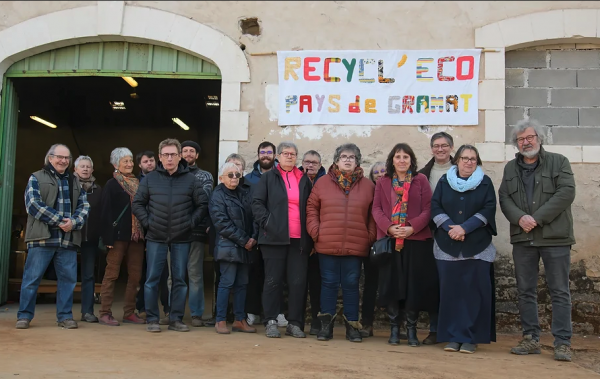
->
[333,164,363,194]
[391,170,412,251]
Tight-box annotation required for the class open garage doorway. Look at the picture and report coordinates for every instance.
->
[1,42,222,310]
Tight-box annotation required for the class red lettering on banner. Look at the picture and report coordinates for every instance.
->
[304,57,321,81]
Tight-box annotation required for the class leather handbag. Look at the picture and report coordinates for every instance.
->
[370,236,393,266]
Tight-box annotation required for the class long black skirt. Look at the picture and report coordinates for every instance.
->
[377,239,439,313]
[436,259,497,344]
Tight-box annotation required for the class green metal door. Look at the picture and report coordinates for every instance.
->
[0,78,19,304]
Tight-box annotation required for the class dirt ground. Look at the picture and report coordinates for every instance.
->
[1,303,599,379]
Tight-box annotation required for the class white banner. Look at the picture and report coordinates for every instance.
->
[277,50,481,126]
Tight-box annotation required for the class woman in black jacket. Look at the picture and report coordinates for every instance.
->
[73,156,102,323]
[252,141,313,339]
[430,145,497,354]
[98,148,145,327]
[210,162,258,334]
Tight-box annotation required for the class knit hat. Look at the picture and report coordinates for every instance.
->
[181,140,201,154]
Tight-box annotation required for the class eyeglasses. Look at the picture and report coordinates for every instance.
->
[432,144,450,150]
[226,172,242,179]
[303,160,320,166]
[516,134,538,144]
[339,155,356,162]
[259,150,274,155]
[373,169,386,174]
[459,156,478,164]
[280,152,297,158]
[160,153,180,159]
[50,154,71,161]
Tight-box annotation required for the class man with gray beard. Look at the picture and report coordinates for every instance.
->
[499,119,576,362]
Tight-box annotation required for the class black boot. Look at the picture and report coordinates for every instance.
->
[343,315,362,343]
[406,311,420,347]
[317,313,335,341]
[387,304,400,345]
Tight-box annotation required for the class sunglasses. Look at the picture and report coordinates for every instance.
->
[226,172,242,179]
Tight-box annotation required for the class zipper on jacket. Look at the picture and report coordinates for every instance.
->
[285,172,291,189]
[167,176,173,243]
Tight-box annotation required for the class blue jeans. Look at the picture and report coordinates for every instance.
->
[216,261,249,322]
[318,254,361,321]
[18,246,77,322]
[187,241,205,318]
[513,245,572,346]
[145,241,189,323]
[80,241,99,315]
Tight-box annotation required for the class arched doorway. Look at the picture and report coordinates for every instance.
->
[0,2,251,303]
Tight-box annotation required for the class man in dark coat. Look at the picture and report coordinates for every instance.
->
[132,138,208,333]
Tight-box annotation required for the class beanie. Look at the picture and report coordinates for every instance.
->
[181,140,201,154]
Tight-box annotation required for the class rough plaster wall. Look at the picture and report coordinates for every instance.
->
[0,1,93,31]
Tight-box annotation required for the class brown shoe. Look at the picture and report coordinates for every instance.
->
[215,321,231,334]
[232,319,257,333]
[99,314,120,326]
[123,313,146,324]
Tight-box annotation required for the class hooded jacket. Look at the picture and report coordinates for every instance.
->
[132,160,208,243]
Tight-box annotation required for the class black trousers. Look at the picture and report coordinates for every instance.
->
[361,256,379,326]
[307,253,321,327]
[261,239,309,328]
[245,249,264,316]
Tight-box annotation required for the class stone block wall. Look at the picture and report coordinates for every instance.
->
[505,47,600,145]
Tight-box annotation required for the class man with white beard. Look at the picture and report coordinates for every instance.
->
[499,119,576,362]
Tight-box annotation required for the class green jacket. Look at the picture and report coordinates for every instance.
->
[498,147,575,247]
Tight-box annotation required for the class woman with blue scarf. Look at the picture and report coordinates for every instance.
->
[430,145,497,354]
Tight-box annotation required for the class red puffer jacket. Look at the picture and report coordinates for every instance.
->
[306,165,377,257]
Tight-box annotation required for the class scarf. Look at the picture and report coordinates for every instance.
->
[332,164,363,194]
[391,170,413,251]
[73,172,96,192]
[113,171,144,242]
[446,165,484,193]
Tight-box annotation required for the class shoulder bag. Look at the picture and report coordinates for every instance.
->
[370,235,393,266]
[98,202,130,251]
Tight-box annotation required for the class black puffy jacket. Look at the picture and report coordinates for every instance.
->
[251,166,313,253]
[132,161,208,243]
[188,165,214,242]
[209,182,257,263]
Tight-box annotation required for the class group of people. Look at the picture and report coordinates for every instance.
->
[15,118,576,362]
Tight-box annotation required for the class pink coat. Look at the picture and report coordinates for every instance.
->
[372,173,432,241]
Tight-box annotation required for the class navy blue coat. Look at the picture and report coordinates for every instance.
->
[430,173,497,258]
[209,182,257,263]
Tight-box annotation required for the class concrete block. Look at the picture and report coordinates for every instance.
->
[577,70,600,88]
[582,146,600,163]
[476,142,505,162]
[484,110,505,142]
[505,107,527,125]
[528,70,577,88]
[551,127,600,146]
[550,50,600,69]
[506,51,547,68]
[529,108,578,126]
[479,80,505,110]
[564,9,597,39]
[551,89,600,107]
[506,69,525,87]
[579,108,600,126]
[506,88,548,107]
[543,144,583,162]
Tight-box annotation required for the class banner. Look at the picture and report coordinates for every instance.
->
[277,50,481,126]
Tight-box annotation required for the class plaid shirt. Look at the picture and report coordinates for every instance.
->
[25,171,89,249]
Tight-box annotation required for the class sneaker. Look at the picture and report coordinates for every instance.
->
[81,313,99,323]
[265,320,281,338]
[510,335,541,355]
[247,313,259,326]
[168,320,190,332]
[554,345,572,362]
[277,313,289,328]
[191,316,204,327]
[204,318,216,327]
[285,324,306,338]
[58,319,78,329]
[460,343,477,354]
[99,314,120,326]
[16,319,30,329]
[159,313,170,325]
[123,313,145,324]
[444,342,461,352]
[146,321,161,333]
